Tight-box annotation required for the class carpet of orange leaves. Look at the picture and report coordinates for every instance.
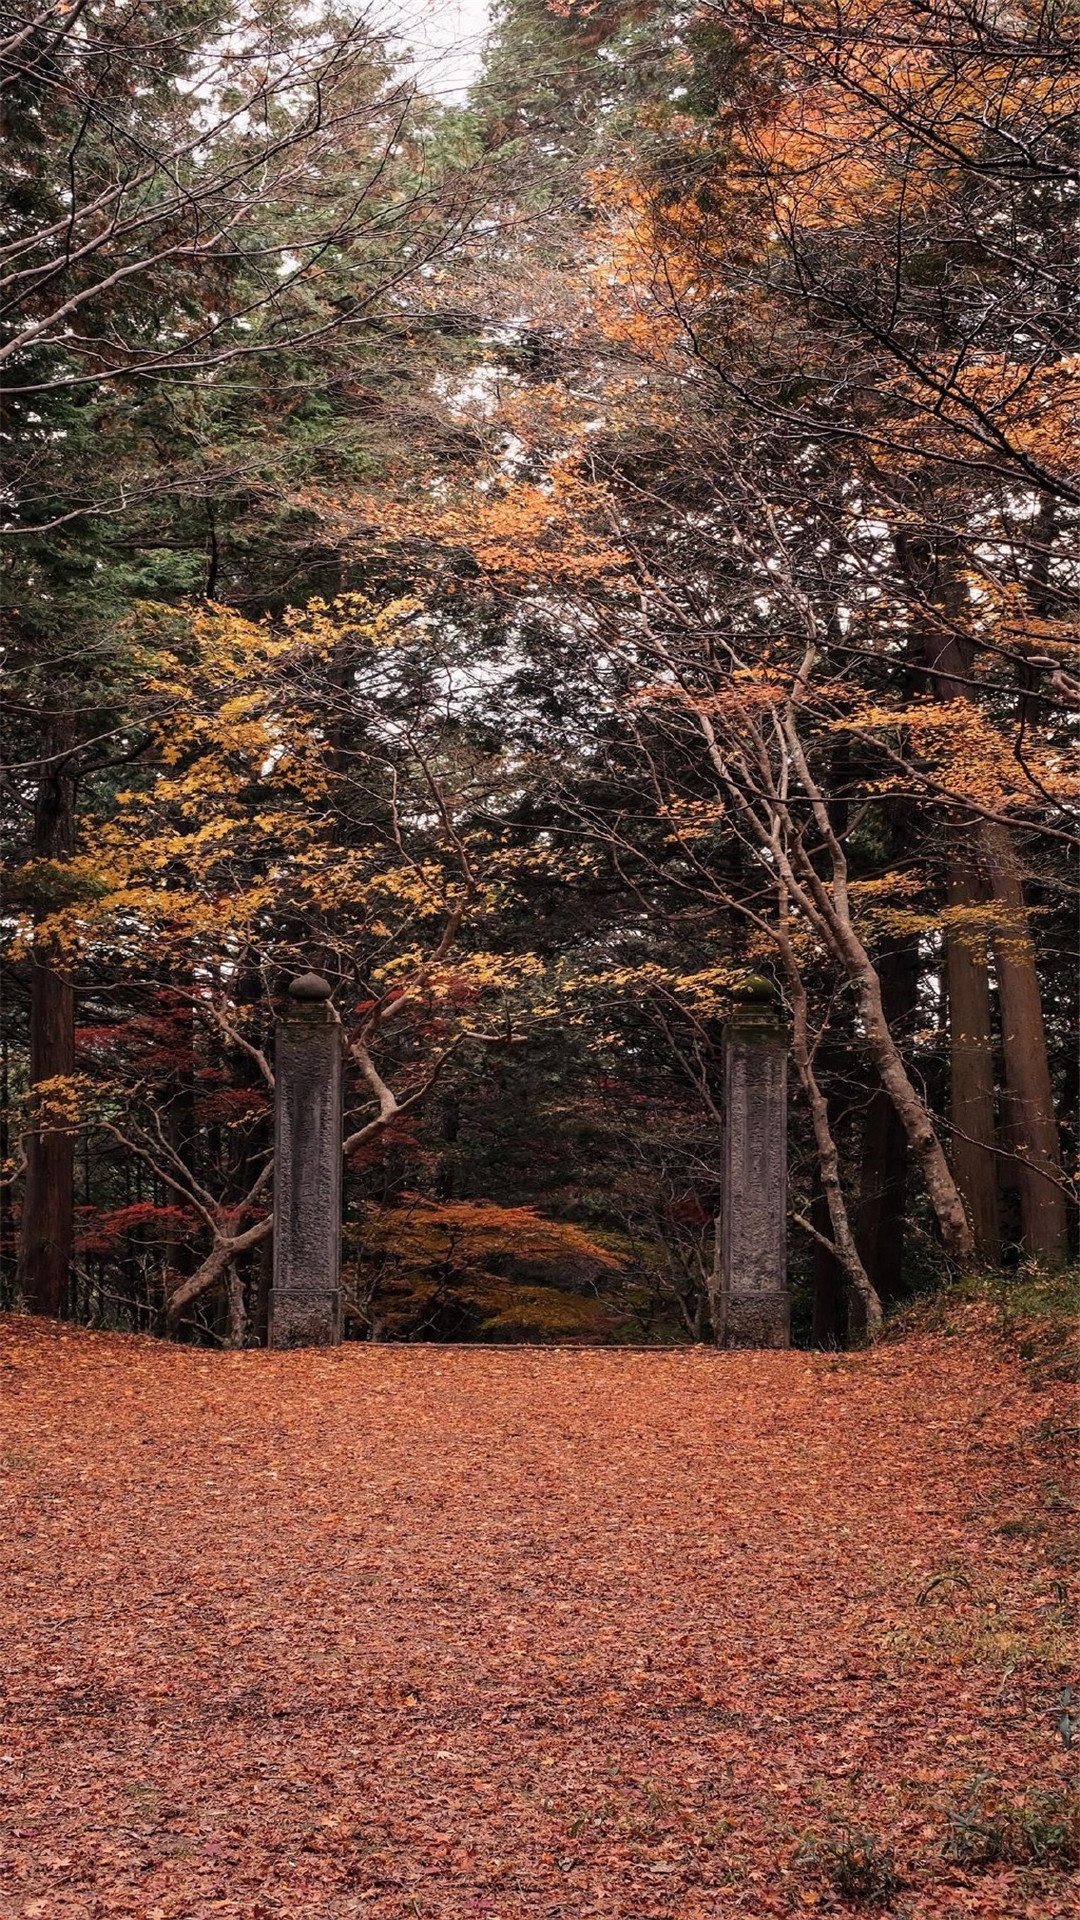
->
[0,1310,1074,1919]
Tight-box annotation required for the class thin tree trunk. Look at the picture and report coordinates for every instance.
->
[980,822,1068,1264]
[854,960,971,1255]
[856,938,921,1296]
[162,995,196,1300]
[785,953,882,1337]
[772,691,974,1263]
[15,717,77,1317]
[165,1215,272,1327]
[870,533,981,1268]
[810,1181,846,1347]
[688,684,975,1264]
[226,1262,247,1348]
[253,1227,273,1347]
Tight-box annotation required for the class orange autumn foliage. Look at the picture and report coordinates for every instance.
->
[305,459,628,593]
[349,1196,623,1340]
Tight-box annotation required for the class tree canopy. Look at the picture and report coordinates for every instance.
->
[2,0,1076,1346]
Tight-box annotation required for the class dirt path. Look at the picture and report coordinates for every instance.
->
[0,1314,1073,1918]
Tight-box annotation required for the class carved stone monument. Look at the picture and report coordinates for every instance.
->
[269,971,343,1348]
[716,976,790,1348]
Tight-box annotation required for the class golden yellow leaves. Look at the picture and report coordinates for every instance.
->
[568,960,742,1023]
[658,797,726,842]
[844,871,1057,959]
[16,1073,94,1128]
[357,1196,620,1271]
[433,952,547,991]
[17,592,498,984]
[840,699,1079,814]
[636,673,792,727]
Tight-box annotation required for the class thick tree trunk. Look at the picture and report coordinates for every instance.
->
[904,540,1063,1264]
[16,955,75,1316]
[944,858,1000,1261]
[15,719,77,1317]
[980,822,1068,1264]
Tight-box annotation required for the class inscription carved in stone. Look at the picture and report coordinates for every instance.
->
[716,979,790,1348]
[270,975,343,1347]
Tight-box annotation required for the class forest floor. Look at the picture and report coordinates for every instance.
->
[0,1309,1075,1920]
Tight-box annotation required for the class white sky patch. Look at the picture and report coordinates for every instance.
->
[373,0,492,102]
[433,360,504,417]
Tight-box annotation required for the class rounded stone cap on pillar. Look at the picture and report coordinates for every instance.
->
[288,970,333,1001]
[733,973,777,1004]
[729,972,785,1031]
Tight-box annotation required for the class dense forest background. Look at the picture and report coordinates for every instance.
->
[2,0,1077,1348]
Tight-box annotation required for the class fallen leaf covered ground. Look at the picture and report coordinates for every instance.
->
[0,1311,1075,1919]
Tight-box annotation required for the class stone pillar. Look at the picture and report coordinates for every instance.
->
[716,976,789,1348]
[269,972,343,1348]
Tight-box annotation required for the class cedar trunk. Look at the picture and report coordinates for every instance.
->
[15,721,77,1316]
[980,823,1068,1264]
[945,859,1000,1261]
[906,553,996,1263]
[908,547,1065,1264]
